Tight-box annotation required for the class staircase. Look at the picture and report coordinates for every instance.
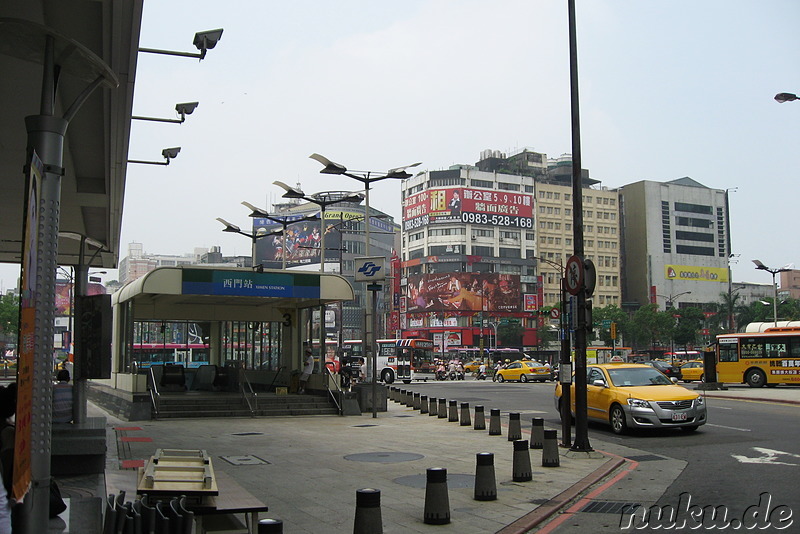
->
[153,391,339,419]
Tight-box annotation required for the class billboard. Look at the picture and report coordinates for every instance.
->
[664,264,728,283]
[406,272,521,313]
[55,282,107,316]
[403,187,533,231]
[253,215,342,269]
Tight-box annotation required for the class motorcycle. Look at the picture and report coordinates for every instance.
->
[475,371,487,380]
[435,369,448,381]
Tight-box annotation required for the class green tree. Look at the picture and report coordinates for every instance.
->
[498,321,524,347]
[0,294,20,349]
[672,307,705,347]
[591,304,628,345]
[627,304,675,351]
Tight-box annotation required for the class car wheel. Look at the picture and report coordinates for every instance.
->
[683,379,691,383]
[381,369,395,384]
[700,374,705,383]
[680,425,699,433]
[745,369,766,388]
[609,404,627,435]
[766,383,778,388]
[496,374,505,383]
[520,375,528,383]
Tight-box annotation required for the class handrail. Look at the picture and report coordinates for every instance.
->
[240,370,257,417]
[267,366,287,391]
[147,367,160,419]
[324,367,343,415]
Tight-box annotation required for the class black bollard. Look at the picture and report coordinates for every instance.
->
[542,429,560,467]
[488,408,501,436]
[413,392,421,410]
[429,397,438,416]
[258,518,283,533]
[512,439,533,482]
[403,390,412,406]
[474,453,497,501]
[508,412,522,441]
[438,398,448,419]
[354,488,383,534]
[460,403,471,427]
[530,417,544,449]
[448,400,459,422]
[420,395,429,414]
[474,405,486,430]
[423,468,450,525]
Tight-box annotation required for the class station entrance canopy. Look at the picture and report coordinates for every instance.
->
[113,266,354,321]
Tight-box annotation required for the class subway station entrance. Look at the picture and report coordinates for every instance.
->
[89,266,354,420]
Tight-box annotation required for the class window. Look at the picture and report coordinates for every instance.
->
[472,246,493,256]
[498,182,520,191]
[471,179,493,188]
[499,247,521,258]
[676,245,715,256]
[554,192,561,200]
[500,231,520,240]
[409,232,424,241]
[675,202,713,215]
[546,192,553,199]
[564,194,571,201]
[525,185,534,193]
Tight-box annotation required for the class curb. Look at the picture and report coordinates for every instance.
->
[495,455,626,534]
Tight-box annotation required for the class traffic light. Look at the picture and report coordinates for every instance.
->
[610,322,617,340]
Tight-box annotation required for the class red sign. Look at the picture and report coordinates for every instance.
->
[406,273,521,313]
[403,187,533,230]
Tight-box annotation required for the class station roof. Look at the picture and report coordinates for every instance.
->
[112,266,355,322]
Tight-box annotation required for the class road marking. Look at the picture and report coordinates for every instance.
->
[706,423,751,432]
[731,447,800,466]
[710,405,732,410]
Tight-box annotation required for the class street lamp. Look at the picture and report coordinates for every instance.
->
[656,291,692,310]
[774,92,798,103]
[215,217,280,269]
[752,259,792,327]
[308,154,420,257]
[241,201,319,270]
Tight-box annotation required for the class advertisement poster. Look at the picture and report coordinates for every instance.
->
[523,294,539,312]
[55,281,107,316]
[253,216,342,269]
[403,187,533,231]
[406,272,521,313]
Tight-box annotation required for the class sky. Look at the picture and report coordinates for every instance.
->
[1,0,798,292]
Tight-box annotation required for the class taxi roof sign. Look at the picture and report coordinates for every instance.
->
[609,355,625,363]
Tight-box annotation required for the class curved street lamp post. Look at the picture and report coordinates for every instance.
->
[753,259,792,327]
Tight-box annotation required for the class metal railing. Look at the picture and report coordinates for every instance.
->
[147,367,161,419]
[240,370,258,417]
[324,367,344,415]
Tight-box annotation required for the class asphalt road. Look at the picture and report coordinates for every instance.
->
[400,378,800,532]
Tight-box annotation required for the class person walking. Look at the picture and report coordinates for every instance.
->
[52,369,74,424]
[298,348,314,394]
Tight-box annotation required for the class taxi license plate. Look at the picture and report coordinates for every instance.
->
[672,413,688,422]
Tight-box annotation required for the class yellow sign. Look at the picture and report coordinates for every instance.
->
[664,264,728,283]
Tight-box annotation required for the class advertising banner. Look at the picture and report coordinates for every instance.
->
[523,294,539,312]
[406,272,521,313]
[664,264,728,283]
[253,215,343,269]
[403,188,533,231]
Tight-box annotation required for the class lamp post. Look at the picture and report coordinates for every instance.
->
[538,256,571,447]
[216,217,281,269]
[657,291,692,310]
[241,201,319,270]
[774,92,799,103]
[752,259,791,327]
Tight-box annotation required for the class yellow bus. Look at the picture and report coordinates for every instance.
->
[716,327,800,387]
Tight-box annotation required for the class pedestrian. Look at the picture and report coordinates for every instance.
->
[0,385,16,534]
[298,348,314,394]
[52,369,73,423]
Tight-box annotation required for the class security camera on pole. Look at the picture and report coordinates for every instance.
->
[355,256,386,418]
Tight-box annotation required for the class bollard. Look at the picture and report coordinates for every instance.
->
[388,387,395,402]
[420,395,429,414]
[512,439,533,482]
[391,387,399,402]
[508,412,522,441]
[530,417,544,449]
[354,488,383,534]
[542,429,560,467]
[460,403,471,427]
[448,400,459,422]
[423,468,450,525]
[405,390,413,407]
[413,392,421,410]
[403,390,412,406]
[488,408,501,436]
[258,518,283,533]
[474,453,497,501]
[429,397,438,416]
[474,405,486,430]
[438,398,448,419]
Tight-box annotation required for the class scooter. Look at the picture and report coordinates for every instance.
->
[435,369,448,381]
[475,371,487,380]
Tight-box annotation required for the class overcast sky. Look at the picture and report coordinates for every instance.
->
[1,0,798,293]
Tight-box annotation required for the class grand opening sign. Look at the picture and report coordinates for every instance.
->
[403,188,533,231]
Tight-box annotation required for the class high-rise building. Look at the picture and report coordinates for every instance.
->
[619,177,732,310]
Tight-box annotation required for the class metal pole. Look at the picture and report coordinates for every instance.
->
[773,272,778,327]
[568,0,592,453]
[371,287,378,418]
[559,276,572,447]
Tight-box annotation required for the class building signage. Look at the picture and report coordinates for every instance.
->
[406,272,521,313]
[664,264,729,283]
[403,187,533,231]
[181,269,320,299]
[523,294,539,312]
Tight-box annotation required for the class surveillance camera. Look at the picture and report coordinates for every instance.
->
[193,29,224,51]
[162,147,181,160]
[175,102,199,116]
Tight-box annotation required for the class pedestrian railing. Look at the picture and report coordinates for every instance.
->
[240,371,258,416]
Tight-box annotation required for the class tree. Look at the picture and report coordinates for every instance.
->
[0,294,19,349]
[672,307,705,347]
[627,304,675,351]
[591,304,628,345]
[498,321,523,347]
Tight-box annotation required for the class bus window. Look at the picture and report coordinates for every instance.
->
[719,343,738,362]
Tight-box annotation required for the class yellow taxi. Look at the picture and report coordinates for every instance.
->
[680,360,705,383]
[464,360,484,373]
[495,360,551,383]
[554,363,706,434]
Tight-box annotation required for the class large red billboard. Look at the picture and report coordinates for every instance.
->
[403,187,533,231]
[406,272,521,313]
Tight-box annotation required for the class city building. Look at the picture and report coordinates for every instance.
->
[779,269,800,300]
[254,194,400,342]
[118,242,249,285]
[619,178,732,310]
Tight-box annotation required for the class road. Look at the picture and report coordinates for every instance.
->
[400,378,800,532]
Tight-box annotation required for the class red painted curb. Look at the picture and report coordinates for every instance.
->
[495,456,626,534]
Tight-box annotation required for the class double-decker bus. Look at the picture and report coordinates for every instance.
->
[343,339,435,383]
[716,327,800,387]
[131,343,210,369]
